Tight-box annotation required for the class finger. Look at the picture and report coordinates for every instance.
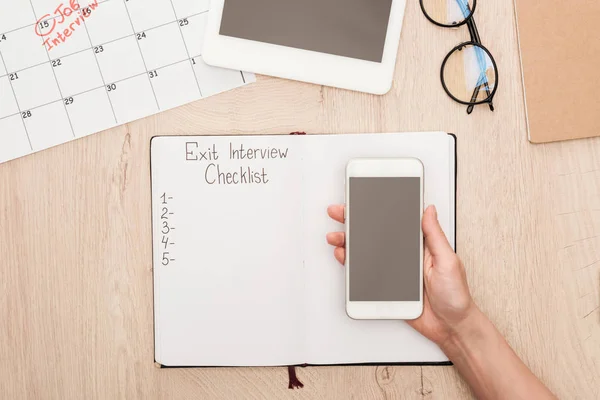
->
[327,205,345,224]
[423,245,434,279]
[326,232,346,247]
[334,247,346,265]
[422,205,454,259]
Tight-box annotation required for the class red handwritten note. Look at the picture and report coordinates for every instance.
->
[35,0,99,51]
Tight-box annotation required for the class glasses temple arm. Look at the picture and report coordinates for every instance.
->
[483,81,495,111]
[459,1,496,113]
[466,85,480,114]
[466,82,495,114]
[469,13,494,112]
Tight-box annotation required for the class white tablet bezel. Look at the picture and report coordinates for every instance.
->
[203,0,407,95]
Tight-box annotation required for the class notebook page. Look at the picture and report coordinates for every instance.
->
[301,132,452,364]
[151,136,305,366]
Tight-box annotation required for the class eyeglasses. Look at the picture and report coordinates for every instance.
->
[419,0,498,114]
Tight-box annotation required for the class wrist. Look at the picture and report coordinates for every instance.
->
[439,303,490,358]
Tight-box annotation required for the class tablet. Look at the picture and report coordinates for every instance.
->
[203,0,407,95]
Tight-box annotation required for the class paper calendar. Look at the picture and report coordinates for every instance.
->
[0,0,255,164]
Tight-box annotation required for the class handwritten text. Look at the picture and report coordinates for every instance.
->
[35,0,99,51]
[185,142,290,186]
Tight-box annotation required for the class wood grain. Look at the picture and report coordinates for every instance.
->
[1,0,599,398]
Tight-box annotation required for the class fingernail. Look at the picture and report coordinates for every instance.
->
[430,205,437,217]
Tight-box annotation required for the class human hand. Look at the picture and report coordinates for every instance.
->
[326,204,477,348]
[328,205,558,399]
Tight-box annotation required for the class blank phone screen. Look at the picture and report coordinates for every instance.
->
[349,177,421,301]
[219,0,393,63]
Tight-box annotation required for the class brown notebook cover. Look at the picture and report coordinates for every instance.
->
[514,1,600,143]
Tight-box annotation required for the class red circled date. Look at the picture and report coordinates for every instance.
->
[34,0,88,37]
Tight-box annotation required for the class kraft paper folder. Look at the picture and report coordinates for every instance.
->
[515,1,600,143]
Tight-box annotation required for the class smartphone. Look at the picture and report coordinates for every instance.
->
[345,158,424,320]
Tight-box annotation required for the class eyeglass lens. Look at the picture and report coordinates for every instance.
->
[442,44,496,104]
[421,0,474,26]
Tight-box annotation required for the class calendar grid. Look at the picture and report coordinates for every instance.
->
[0,1,104,37]
[168,0,203,97]
[27,0,76,138]
[0,56,203,124]
[0,9,209,81]
[0,5,207,56]
[78,1,118,124]
[121,0,161,110]
[0,60,46,78]
[0,0,254,164]
[0,50,33,150]
[1,99,68,122]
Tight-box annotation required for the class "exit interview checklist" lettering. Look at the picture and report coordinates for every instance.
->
[185,141,290,185]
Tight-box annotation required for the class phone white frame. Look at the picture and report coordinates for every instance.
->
[202,0,407,95]
[345,158,424,320]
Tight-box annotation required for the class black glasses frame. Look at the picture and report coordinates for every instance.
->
[419,0,498,114]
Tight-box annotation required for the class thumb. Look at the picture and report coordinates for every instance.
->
[422,205,454,259]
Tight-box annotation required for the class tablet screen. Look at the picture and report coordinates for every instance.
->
[219,0,393,63]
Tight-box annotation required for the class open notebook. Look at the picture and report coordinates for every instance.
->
[151,132,456,367]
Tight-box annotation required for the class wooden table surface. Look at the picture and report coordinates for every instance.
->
[1,0,599,398]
